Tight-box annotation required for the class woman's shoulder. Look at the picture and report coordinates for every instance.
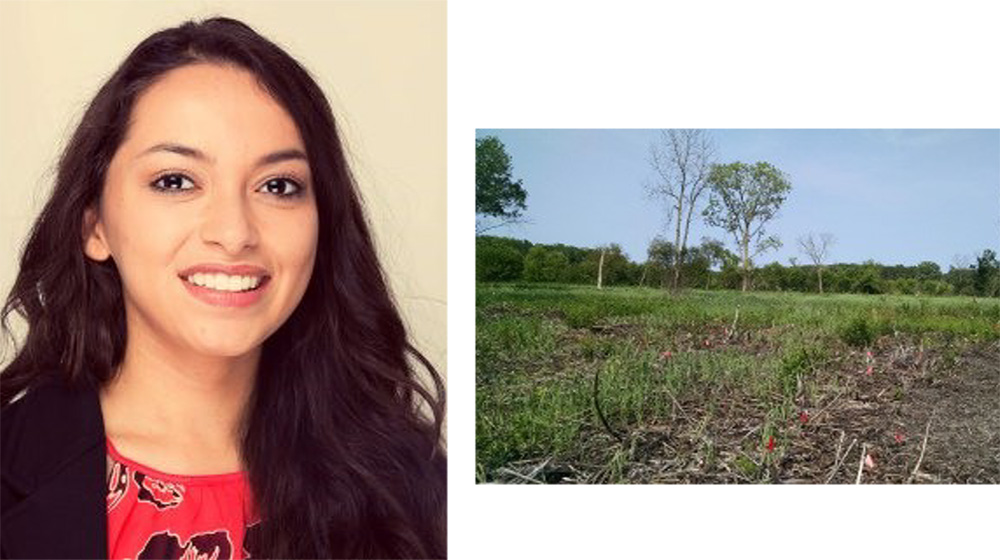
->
[0,376,109,559]
[1,376,105,488]
[2,375,100,425]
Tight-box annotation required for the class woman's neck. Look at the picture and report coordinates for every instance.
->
[99,335,259,474]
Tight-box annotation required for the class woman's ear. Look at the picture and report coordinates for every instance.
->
[83,207,111,261]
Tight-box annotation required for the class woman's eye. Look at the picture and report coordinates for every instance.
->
[258,177,302,197]
[150,173,195,192]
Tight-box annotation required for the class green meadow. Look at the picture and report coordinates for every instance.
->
[476,284,1000,484]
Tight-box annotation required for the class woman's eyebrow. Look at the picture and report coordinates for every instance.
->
[136,142,308,167]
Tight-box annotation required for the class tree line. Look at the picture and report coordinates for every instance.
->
[476,132,998,297]
[477,235,1000,297]
[477,131,795,293]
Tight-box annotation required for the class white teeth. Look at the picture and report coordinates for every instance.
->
[185,273,263,292]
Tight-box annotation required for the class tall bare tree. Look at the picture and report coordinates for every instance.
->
[597,247,605,289]
[797,232,835,293]
[646,129,716,292]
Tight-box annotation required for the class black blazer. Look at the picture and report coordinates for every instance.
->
[1,379,108,559]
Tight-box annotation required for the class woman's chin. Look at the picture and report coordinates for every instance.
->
[185,335,263,360]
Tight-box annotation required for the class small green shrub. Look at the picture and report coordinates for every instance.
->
[840,315,875,348]
[563,304,601,329]
[778,346,822,397]
[735,455,760,479]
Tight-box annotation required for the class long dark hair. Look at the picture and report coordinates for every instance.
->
[0,17,446,558]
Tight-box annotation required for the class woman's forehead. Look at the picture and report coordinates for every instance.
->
[121,63,306,163]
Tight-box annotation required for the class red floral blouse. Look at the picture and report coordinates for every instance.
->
[105,438,259,560]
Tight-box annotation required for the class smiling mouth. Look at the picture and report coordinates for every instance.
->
[181,272,270,293]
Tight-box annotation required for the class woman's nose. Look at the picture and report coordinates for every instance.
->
[199,189,259,254]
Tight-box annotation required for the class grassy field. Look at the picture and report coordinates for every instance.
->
[476,284,1000,484]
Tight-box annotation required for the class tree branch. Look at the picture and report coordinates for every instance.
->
[476,216,527,235]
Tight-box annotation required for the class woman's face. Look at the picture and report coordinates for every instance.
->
[85,63,318,359]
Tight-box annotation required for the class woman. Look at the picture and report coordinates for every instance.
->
[0,17,446,559]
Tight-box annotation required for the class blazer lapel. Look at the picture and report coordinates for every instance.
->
[1,379,107,559]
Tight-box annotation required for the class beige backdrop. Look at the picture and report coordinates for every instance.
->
[0,1,446,384]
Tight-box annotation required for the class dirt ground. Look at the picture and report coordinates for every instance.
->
[496,336,999,484]
[780,340,999,484]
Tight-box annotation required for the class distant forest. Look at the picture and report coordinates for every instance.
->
[476,235,1000,297]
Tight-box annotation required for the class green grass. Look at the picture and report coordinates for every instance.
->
[476,284,999,481]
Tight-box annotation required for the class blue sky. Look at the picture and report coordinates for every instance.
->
[476,129,1000,270]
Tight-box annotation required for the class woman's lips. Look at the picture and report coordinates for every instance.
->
[181,275,270,308]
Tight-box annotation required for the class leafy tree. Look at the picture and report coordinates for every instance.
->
[475,236,525,281]
[637,261,663,287]
[921,279,952,296]
[945,265,975,295]
[797,232,835,294]
[680,245,713,289]
[824,266,851,294]
[610,245,634,285]
[757,262,786,292]
[703,161,792,291]
[975,249,1000,297]
[476,136,527,234]
[645,237,677,287]
[718,259,744,290]
[889,278,918,295]
[524,243,594,284]
[646,130,716,292]
[545,243,590,266]
[783,265,809,293]
[521,246,547,282]
[915,261,941,282]
[685,237,740,290]
[881,264,908,281]
[577,244,632,286]
[545,251,571,283]
[522,246,569,282]
[852,261,884,294]
[699,237,738,271]
[646,238,733,290]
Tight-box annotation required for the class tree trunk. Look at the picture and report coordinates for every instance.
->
[678,194,699,293]
[672,200,683,292]
[597,248,605,290]
[818,268,823,294]
[741,231,750,292]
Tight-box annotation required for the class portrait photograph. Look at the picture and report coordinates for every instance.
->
[0,1,445,558]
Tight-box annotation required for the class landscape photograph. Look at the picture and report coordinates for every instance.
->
[475,128,999,484]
